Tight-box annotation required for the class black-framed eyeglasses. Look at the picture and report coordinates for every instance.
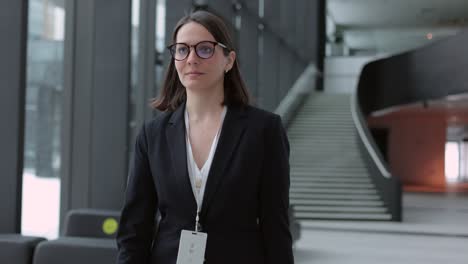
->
[167,41,229,61]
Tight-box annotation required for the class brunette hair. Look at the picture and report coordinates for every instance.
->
[151,10,250,111]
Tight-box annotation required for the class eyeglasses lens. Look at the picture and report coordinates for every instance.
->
[171,41,216,60]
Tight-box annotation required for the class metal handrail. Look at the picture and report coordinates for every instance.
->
[350,92,391,178]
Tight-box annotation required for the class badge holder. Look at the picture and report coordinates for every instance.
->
[176,209,207,264]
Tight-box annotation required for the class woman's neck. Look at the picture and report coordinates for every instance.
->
[185,87,224,122]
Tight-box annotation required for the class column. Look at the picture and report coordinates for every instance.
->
[60,0,131,228]
[238,2,259,100]
[0,0,28,233]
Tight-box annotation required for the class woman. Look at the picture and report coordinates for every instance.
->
[116,10,293,264]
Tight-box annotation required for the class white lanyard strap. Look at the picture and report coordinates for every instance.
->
[185,106,227,231]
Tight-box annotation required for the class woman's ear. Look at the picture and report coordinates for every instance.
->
[225,51,236,72]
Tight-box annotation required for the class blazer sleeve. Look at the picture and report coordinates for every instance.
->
[259,114,294,264]
[116,123,158,264]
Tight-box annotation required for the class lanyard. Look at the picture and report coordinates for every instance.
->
[184,106,227,232]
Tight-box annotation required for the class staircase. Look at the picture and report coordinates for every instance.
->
[287,93,391,221]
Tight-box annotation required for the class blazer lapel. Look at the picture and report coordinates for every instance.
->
[166,102,197,213]
[201,106,248,219]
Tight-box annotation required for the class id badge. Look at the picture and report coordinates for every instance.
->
[176,230,207,264]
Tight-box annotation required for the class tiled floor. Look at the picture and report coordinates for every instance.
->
[293,192,468,263]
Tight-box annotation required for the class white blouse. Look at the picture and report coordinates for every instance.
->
[184,106,227,212]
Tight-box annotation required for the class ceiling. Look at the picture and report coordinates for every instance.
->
[327,0,468,55]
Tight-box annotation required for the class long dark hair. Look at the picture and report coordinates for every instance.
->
[151,10,250,111]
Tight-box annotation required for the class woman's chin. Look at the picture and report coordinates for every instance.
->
[184,84,209,93]
[184,81,215,90]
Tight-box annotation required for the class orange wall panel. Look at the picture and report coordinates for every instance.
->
[387,117,446,188]
[368,106,468,192]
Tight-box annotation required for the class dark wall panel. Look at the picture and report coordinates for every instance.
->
[0,0,28,233]
[91,0,131,209]
[61,0,131,228]
[279,0,295,48]
[164,0,193,65]
[359,29,468,115]
[306,0,326,90]
[207,0,234,22]
[279,42,293,99]
[238,6,259,100]
[258,30,279,111]
[264,0,280,34]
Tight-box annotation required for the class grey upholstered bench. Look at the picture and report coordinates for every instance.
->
[0,234,45,264]
[33,237,117,264]
[62,208,121,239]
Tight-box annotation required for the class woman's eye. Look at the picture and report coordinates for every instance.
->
[198,45,213,54]
[177,47,188,54]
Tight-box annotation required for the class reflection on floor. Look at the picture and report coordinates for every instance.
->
[294,192,468,263]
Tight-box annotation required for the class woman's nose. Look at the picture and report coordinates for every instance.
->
[186,47,199,64]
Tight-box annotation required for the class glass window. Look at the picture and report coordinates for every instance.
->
[22,0,65,239]
[128,0,165,171]
[155,0,166,54]
[128,0,141,158]
[445,141,460,183]
[154,0,166,106]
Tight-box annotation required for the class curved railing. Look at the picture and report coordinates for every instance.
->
[353,28,468,221]
[351,90,402,221]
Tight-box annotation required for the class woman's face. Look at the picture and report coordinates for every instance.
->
[174,22,235,93]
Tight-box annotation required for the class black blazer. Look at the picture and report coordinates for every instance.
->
[116,103,293,264]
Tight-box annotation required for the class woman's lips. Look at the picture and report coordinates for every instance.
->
[186,72,204,78]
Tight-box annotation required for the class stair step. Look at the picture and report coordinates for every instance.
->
[289,142,359,145]
[290,193,381,200]
[289,137,358,140]
[289,134,357,137]
[291,117,353,120]
[291,139,353,143]
[292,167,368,171]
[291,177,370,181]
[290,119,354,122]
[289,124,353,127]
[291,171,369,176]
[291,161,366,165]
[291,155,364,159]
[291,157,363,161]
[291,171,368,176]
[291,165,368,170]
[291,170,368,174]
[292,168,368,172]
[291,182,374,189]
[289,143,359,146]
[290,141,358,145]
[291,165,368,169]
[291,199,383,207]
[300,106,351,109]
[294,212,392,221]
[291,158,364,162]
[290,187,377,194]
[293,205,387,213]
[289,126,355,129]
[285,93,393,221]
[288,129,356,132]
[291,157,364,161]
[290,118,353,121]
[291,177,371,183]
